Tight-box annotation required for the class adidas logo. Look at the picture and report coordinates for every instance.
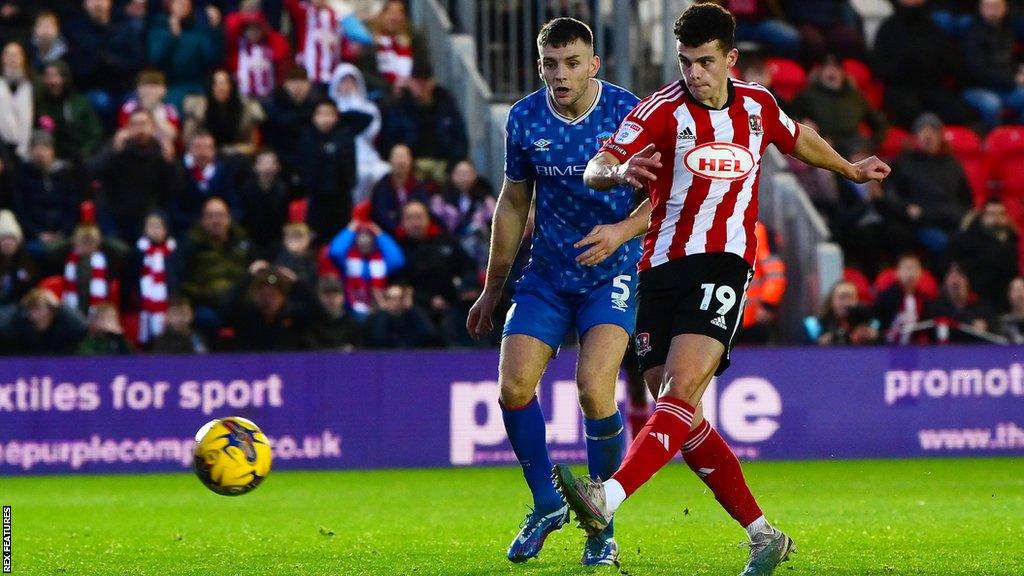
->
[696,467,716,478]
[533,138,551,151]
[649,431,670,451]
[711,316,728,330]
[678,126,695,141]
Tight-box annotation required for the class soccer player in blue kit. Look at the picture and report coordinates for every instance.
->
[466,18,654,567]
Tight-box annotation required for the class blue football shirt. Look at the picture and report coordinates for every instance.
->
[505,80,641,293]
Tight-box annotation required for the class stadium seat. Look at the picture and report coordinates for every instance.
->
[878,126,911,161]
[985,125,1024,197]
[766,58,807,101]
[843,267,875,306]
[842,58,884,109]
[943,125,988,206]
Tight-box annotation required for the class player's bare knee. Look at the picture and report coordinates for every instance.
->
[576,382,616,419]
[660,370,705,403]
[498,371,539,409]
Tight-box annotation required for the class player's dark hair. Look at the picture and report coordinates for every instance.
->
[537,17,593,50]
[674,2,736,50]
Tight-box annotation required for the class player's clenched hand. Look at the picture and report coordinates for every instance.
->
[466,290,501,340]
[574,222,629,266]
[850,155,891,183]
[616,144,662,188]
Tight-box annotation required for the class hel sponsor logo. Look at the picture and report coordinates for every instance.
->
[613,121,643,145]
[683,142,755,180]
[535,164,587,177]
[883,364,1024,405]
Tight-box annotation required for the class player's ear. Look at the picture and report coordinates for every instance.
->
[725,47,739,70]
[536,58,544,81]
[589,54,601,78]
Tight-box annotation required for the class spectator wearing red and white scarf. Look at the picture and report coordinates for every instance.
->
[225,9,291,98]
[285,0,343,85]
[361,0,428,96]
[135,212,176,344]
[327,219,405,318]
[62,224,113,316]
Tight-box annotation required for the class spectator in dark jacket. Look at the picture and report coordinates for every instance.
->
[379,61,468,183]
[224,260,322,351]
[0,209,36,306]
[313,274,362,350]
[297,101,372,242]
[172,130,239,234]
[396,200,479,345]
[871,0,975,127]
[875,253,936,344]
[77,302,132,355]
[28,10,68,72]
[146,0,223,108]
[948,198,1019,310]
[370,143,430,235]
[999,276,1024,343]
[927,262,998,341]
[260,66,322,181]
[804,279,879,345]
[364,283,435,348]
[174,197,251,330]
[35,61,103,162]
[790,53,887,156]
[781,0,865,63]
[150,296,207,353]
[960,0,1024,130]
[2,287,87,355]
[239,149,291,257]
[881,114,973,260]
[64,0,143,122]
[92,109,180,243]
[12,130,78,250]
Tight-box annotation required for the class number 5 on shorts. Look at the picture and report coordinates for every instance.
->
[699,283,736,315]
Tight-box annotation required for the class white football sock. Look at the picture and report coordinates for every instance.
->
[603,479,627,514]
[745,515,773,540]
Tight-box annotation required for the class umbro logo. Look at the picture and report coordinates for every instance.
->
[711,316,728,330]
[649,431,671,451]
[533,138,551,151]
[678,127,695,141]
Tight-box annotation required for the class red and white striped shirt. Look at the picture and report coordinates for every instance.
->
[286,0,341,83]
[237,41,276,98]
[601,79,799,271]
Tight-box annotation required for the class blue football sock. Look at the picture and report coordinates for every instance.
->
[585,411,625,538]
[501,396,563,514]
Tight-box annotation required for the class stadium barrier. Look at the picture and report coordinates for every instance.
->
[2,346,1022,475]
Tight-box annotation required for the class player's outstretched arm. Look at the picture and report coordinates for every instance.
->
[466,178,531,340]
[584,145,663,191]
[574,199,652,266]
[791,122,891,183]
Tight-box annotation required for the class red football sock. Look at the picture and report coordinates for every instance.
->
[681,420,763,527]
[627,402,651,441]
[611,396,694,496]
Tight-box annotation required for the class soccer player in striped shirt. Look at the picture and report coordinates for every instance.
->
[466,17,652,567]
[554,4,890,575]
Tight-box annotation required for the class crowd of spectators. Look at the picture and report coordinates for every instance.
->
[3,0,1024,354]
[0,0,495,355]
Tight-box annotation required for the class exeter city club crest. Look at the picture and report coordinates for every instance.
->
[748,114,763,136]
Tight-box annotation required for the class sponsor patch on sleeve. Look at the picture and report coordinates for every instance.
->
[613,121,644,145]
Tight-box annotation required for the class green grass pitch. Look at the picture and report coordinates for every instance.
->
[5,458,1023,575]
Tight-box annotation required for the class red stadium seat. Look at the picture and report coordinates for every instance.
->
[943,125,988,206]
[878,126,911,161]
[841,58,883,109]
[842,267,875,306]
[985,125,1024,197]
[766,58,807,101]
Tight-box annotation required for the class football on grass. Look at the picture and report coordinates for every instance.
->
[193,417,272,496]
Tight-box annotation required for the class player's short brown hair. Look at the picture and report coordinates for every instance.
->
[537,17,593,51]
[674,2,736,51]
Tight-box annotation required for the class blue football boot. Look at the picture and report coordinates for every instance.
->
[581,534,619,567]
[506,504,569,563]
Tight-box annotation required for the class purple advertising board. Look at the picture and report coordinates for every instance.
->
[1,346,1022,475]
